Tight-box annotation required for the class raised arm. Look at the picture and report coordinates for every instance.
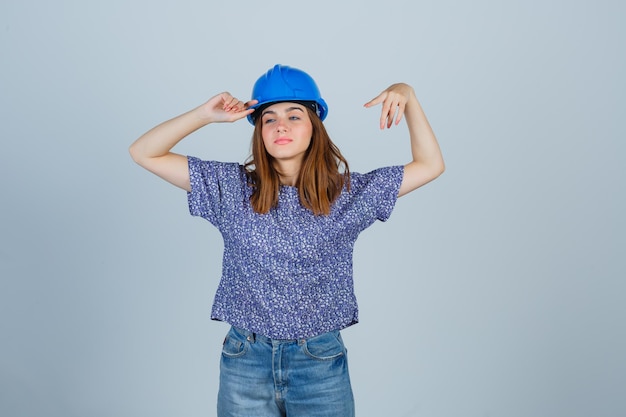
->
[129,93,256,191]
[364,83,444,197]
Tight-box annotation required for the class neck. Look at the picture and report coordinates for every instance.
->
[274,160,301,187]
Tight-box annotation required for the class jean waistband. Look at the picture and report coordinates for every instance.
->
[232,326,336,345]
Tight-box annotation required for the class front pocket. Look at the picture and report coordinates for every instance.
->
[221,328,248,358]
[302,331,345,360]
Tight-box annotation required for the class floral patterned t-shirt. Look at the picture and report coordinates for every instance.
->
[187,156,403,339]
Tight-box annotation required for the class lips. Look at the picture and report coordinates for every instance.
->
[274,138,293,145]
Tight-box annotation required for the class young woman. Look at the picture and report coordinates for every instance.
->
[129,64,444,417]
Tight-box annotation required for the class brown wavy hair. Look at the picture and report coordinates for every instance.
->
[244,107,350,215]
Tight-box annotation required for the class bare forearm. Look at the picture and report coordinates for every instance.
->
[404,96,444,170]
[129,106,207,164]
[396,94,444,196]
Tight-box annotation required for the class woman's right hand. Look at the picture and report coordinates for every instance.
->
[197,92,258,124]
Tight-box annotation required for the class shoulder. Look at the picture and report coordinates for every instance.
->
[334,166,404,223]
[188,156,242,173]
[188,157,246,181]
[349,165,404,190]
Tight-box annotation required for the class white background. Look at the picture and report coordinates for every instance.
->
[1,1,624,416]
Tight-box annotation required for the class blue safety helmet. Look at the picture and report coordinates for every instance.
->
[247,64,328,125]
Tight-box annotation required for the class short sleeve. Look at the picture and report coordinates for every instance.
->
[372,165,404,221]
[349,165,404,223]
[187,157,244,227]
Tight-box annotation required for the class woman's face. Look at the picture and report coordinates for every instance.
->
[260,102,313,165]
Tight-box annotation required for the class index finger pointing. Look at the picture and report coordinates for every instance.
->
[363,91,387,108]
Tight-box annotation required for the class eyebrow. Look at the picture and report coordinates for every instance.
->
[261,106,305,117]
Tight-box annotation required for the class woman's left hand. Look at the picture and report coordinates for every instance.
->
[364,83,416,130]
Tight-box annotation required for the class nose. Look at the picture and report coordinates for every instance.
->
[276,117,288,132]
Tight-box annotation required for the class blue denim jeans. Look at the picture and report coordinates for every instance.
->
[217,326,355,417]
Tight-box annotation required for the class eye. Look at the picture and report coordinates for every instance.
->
[263,118,275,124]
[289,115,301,121]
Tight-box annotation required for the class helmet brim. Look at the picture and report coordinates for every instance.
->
[247,98,328,125]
